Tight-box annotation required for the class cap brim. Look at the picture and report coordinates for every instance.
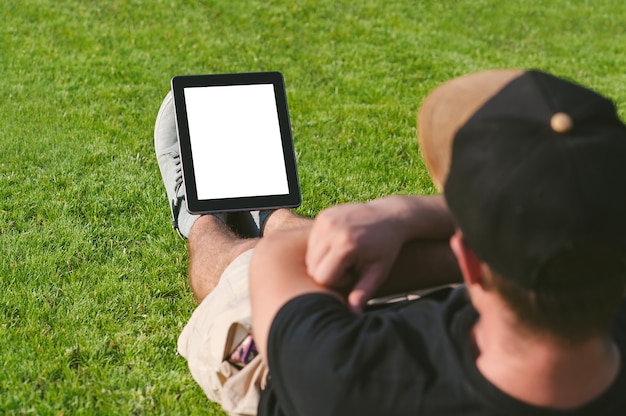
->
[417,69,525,190]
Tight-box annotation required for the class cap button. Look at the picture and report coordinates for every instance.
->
[550,112,573,133]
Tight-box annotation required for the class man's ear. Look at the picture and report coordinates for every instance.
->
[449,232,484,286]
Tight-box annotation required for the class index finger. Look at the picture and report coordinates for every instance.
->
[347,264,387,313]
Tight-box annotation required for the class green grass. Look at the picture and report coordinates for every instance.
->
[1,0,625,414]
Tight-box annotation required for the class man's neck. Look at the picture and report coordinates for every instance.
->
[472,317,621,409]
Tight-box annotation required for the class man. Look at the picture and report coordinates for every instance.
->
[156,69,626,415]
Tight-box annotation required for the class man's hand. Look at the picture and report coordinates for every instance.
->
[306,199,411,312]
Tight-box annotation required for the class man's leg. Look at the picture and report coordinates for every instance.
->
[156,88,316,411]
[187,209,311,302]
[187,215,257,303]
[261,209,312,236]
[176,208,310,413]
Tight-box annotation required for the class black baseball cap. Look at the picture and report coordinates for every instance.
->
[418,69,626,289]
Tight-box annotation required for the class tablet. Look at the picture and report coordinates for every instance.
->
[171,72,301,214]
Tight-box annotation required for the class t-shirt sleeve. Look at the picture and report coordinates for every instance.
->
[265,293,434,416]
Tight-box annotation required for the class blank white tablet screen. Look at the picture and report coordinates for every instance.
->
[184,84,289,200]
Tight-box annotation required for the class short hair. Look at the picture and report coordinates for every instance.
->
[483,243,626,346]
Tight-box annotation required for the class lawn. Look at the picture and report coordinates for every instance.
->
[1,0,625,414]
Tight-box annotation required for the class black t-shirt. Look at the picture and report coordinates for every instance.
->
[258,286,626,416]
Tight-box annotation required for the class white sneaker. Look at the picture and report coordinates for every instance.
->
[154,91,200,239]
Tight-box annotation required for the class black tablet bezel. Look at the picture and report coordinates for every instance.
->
[171,71,301,214]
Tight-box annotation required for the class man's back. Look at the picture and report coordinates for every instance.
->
[258,287,626,415]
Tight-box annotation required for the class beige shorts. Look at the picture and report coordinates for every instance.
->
[178,249,268,416]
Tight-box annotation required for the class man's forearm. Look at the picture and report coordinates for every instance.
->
[372,239,462,298]
[368,194,456,242]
